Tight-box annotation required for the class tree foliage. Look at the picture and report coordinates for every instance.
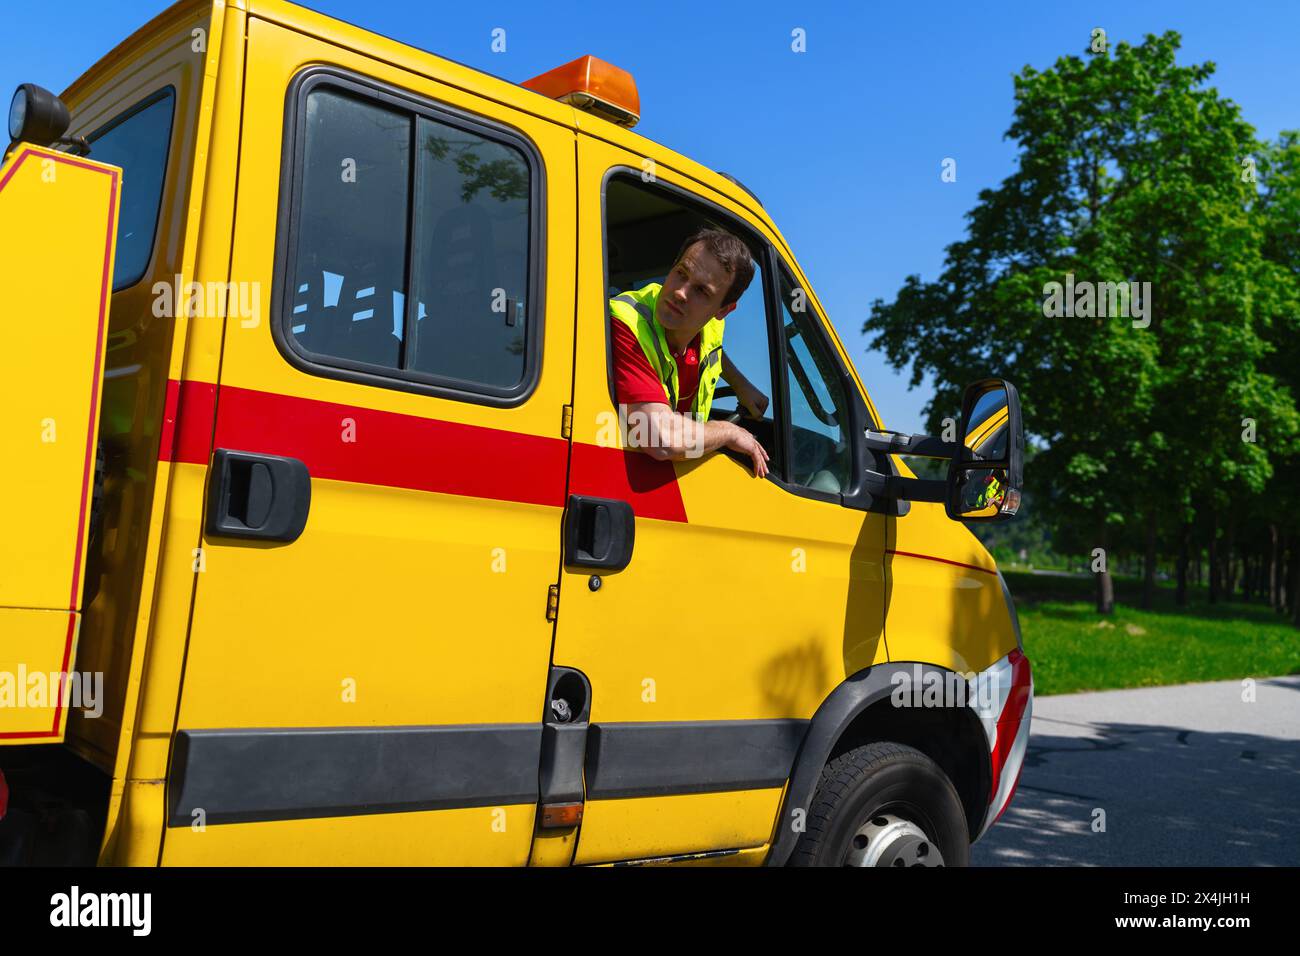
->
[864,32,1300,613]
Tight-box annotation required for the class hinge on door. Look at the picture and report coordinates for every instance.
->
[546,584,560,622]
[560,404,573,439]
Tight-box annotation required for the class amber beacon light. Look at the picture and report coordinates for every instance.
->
[522,55,641,128]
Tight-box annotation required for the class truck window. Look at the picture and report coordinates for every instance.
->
[86,87,175,291]
[603,174,781,474]
[283,79,536,395]
[778,266,852,494]
[290,88,411,369]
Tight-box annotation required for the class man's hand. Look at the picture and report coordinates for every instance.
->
[726,423,770,477]
[736,382,770,420]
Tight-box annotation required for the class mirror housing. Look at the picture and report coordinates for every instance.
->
[945,378,1023,522]
[8,84,70,147]
[860,377,1025,523]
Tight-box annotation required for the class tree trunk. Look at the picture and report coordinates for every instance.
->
[1142,510,1158,610]
[1175,521,1191,607]
[1095,521,1114,615]
[1281,533,1290,617]
[1270,524,1280,610]
[1224,515,1237,600]
[1208,512,1220,605]
[1291,539,1300,627]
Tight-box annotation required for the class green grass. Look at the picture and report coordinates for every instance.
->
[1003,571,1300,696]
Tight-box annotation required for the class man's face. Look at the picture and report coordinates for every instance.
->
[657,242,738,335]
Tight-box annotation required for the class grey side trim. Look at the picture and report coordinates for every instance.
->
[167,724,541,828]
[611,847,741,866]
[764,663,988,866]
[584,719,808,799]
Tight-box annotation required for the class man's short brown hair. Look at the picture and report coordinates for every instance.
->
[672,226,755,306]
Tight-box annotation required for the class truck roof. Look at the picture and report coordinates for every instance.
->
[61,0,779,237]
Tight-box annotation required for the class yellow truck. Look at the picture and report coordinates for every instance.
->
[0,0,1031,867]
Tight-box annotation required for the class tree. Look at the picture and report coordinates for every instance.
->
[865,32,1298,614]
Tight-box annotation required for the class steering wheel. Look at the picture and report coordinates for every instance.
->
[792,427,829,482]
[712,385,744,424]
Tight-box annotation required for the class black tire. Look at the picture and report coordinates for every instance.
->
[789,742,970,867]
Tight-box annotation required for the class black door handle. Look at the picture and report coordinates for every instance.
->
[205,449,311,542]
[564,495,634,571]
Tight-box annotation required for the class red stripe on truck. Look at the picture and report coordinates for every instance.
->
[158,379,218,465]
[157,380,689,520]
[568,442,687,523]
[212,384,571,507]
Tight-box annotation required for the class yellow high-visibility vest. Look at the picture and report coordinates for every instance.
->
[608,282,725,420]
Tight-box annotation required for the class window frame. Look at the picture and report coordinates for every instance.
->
[765,249,890,510]
[598,168,785,474]
[87,85,176,292]
[272,67,547,407]
[597,167,885,509]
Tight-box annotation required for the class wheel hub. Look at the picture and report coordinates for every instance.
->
[844,813,945,867]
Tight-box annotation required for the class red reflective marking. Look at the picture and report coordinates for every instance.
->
[886,548,997,576]
[989,650,1033,819]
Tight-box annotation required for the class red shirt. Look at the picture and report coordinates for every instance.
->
[611,318,701,413]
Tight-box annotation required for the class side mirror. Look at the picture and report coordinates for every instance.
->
[945,379,1023,522]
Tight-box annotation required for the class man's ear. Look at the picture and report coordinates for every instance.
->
[716,301,739,321]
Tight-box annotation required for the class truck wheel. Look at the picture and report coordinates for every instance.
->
[789,742,970,867]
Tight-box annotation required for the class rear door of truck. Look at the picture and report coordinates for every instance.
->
[164,11,577,865]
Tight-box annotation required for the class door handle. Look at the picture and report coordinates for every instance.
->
[564,494,634,571]
[205,449,311,543]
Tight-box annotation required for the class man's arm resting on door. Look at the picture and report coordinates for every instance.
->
[623,400,770,477]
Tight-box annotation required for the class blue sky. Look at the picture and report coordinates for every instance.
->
[6,0,1297,433]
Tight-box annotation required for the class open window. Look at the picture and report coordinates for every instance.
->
[603,174,780,472]
[601,172,889,505]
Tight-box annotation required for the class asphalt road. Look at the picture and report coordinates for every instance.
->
[971,675,1300,866]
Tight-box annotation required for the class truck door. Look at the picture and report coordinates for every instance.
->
[553,133,889,864]
[165,18,576,864]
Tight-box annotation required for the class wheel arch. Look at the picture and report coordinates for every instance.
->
[765,662,992,866]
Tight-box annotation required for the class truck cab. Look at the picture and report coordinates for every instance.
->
[0,0,1031,867]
